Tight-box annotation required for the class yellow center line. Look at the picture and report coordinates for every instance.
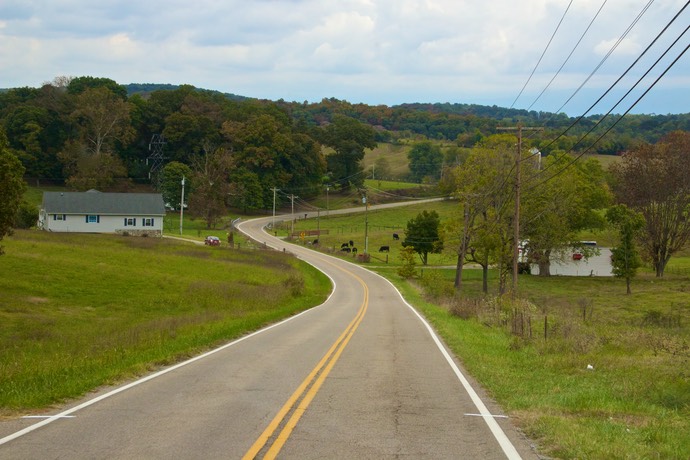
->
[243,262,369,460]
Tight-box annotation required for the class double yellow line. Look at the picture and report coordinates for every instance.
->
[243,269,369,459]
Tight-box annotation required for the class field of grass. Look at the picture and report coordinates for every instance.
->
[282,200,689,459]
[14,185,689,458]
[0,230,331,414]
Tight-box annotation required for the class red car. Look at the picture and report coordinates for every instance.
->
[572,252,583,260]
[204,236,220,246]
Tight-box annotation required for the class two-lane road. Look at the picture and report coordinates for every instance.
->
[0,206,538,459]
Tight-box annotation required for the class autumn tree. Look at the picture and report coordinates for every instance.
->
[610,131,690,277]
[606,204,645,294]
[0,131,26,255]
[402,210,442,265]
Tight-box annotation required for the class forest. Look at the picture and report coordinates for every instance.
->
[1,76,689,217]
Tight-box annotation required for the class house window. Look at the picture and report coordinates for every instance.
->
[86,215,100,223]
[143,218,155,227]
[53,214,66,221]
[124,217,137,226]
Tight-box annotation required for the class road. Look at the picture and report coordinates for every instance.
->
[0,202,539,459]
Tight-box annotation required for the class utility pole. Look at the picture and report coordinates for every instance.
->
[179,175,185,235]
[288,194,298,237]
[271,187,279,232]
[362,189,369,253]
[497,123,543,296]
[326,184,330,218]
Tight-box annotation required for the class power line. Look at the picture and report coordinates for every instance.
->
[552,0,655,115]
[510,0,574,109]
[526,41,690,192]
[526,0,609,112]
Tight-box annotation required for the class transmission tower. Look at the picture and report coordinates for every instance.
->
[146,134,167,188]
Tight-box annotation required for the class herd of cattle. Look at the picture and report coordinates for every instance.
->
[336,233,399,254]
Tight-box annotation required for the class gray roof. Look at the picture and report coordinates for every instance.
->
[42,191,166,216]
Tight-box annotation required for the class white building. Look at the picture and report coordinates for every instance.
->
[39,190,166,236]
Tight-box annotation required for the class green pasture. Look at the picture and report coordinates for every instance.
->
[0,230,330,412]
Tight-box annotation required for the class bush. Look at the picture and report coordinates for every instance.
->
[14,201,39,229]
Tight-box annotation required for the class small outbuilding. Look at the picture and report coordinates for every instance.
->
[39,190,166,237]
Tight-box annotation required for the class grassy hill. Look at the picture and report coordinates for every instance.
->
[0,230,330,412]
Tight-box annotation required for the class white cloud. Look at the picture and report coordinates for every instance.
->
[0,0,688,114]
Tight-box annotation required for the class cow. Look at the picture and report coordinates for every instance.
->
[341,242,350,249]
[341,247,351,253]
[379,245,390,252]
[349,240,354,247]
[352,247,358,254]
[313,239,319,245]
[393,233,399,240]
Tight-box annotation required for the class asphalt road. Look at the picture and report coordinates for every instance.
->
[0,202,539,459]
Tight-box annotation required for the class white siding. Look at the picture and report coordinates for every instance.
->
[43,214,163,234]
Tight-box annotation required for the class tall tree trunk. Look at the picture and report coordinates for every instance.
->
[454,253,464,290]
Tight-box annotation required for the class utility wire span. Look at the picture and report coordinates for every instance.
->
[526,0,609,112]
[552,0,655,115]
[525,41,690,193]
[530,22,690,182]
[536,1,689,156]
[510,0,574,109]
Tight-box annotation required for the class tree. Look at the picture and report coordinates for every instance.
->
[0,131,26,255]
[402,210,442,265]
[443,135,514,292]
[408,141,443,183]
[610,131,690,277]
[521,155,610,276]
[606,205,645,294]
[59,86,134,190]
[188,145,234,229]
[160,161,193,208]
[319,115,377,190]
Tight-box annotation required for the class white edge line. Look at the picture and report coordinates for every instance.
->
[240,216,523,460]
[0,273,337,447]
[378,273,523,460]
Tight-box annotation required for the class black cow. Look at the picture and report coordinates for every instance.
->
[341,242,350,249]
[379,245,390,253]
[313,239,319,245]
[393,233,399,240]
[341,247,351,253]
[352,247,358,254]
[349,240,354,247]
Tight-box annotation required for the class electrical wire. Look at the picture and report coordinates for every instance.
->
[526,0,609,111]
[510,0,574,109]
[526,40,689,193]
[552,0,655,115]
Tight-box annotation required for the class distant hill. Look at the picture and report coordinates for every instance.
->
[124,83,251,101]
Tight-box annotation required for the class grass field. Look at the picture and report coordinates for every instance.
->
[0,230,331,413]
[13,184,689,458]
[282,200,690,459]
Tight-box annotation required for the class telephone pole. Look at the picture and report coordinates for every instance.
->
[497,123,543,296]
[287,194,298,237]
[271,187,279,232]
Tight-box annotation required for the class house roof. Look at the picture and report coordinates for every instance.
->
[42,191,166,216]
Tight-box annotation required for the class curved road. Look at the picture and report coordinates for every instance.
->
[0,204,539,459]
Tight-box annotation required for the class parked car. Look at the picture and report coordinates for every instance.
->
[204,236,220,246]
[572,252,583,260]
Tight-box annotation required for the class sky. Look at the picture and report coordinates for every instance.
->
[1,0,688,116]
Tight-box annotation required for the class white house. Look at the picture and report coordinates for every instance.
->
[39,190,166,236]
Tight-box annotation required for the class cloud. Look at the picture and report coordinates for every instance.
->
[0,0,688,115]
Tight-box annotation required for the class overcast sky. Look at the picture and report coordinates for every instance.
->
[2,0,688,116]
